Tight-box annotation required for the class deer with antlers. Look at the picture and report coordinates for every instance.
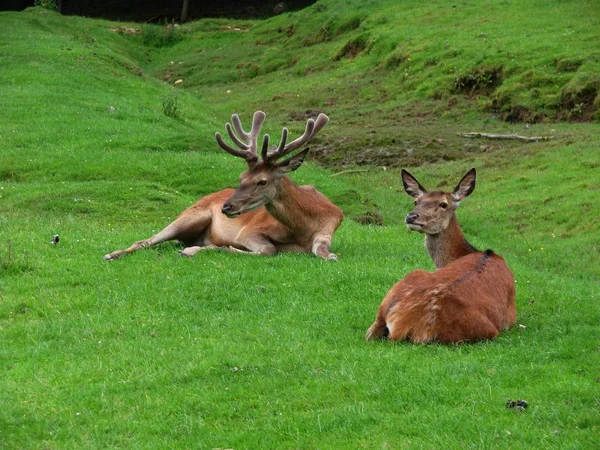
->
[366,168,516,343]
[104,111,343,261]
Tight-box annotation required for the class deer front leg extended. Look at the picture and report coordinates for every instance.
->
[311,234,338,261]
[104,222,183,260]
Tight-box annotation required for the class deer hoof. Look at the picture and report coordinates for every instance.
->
[327,253,339,262]
[179,250,193,258]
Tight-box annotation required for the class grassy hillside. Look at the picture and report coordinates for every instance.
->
[141,0,600,166]
[1,3,599,449]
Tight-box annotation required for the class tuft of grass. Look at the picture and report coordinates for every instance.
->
[33,0,56,11]
[0,240,34,276]
[140,23,184,48]
[161,91,180,118]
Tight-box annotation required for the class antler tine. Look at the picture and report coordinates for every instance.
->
[260,134,270,162]
[215,111,267,163]
[225,122,250,150]
[277,128,289,152]
[231,114,249,141]
[215,132,251,160]
[231,111,266,155]
[311,113,329,136]
[265,113,329,162]
[284,119,315,154]
[249,111,266,147]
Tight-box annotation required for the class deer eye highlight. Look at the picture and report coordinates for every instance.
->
[257,179,267,186]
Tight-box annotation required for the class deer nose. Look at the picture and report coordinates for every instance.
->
[221,203,232,215]
[405,211,419,224]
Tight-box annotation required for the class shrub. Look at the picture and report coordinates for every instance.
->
[141,24,183,48]
[34,0,56,11]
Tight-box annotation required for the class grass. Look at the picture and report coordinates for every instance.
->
[1,3,599,449]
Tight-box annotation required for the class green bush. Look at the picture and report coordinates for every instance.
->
[141,24,183,48]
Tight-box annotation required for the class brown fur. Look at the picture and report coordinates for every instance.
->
[366,168,517,344]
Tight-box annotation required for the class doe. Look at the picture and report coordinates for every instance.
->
[366,168,516,343]
[104,111,343,261]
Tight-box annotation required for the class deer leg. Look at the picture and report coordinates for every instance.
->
[104,224,180,261]
[179,245,253,257]
[366,289,401,341]
[237,235,277,256]
[179,245,220,257]
[104,210,212,261]
[311,234,338,261]
[366,302,393,341]
[180,237,276,258]
[365,316,389,341]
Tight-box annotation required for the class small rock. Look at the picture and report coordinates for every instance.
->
[506,399,529,411]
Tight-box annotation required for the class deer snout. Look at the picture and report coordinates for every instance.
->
[221,203,233,215]
[405,211,424,232]
[405,211,419,224]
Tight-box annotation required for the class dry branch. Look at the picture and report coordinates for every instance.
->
[458,132,554,142]
[331,169,372,177]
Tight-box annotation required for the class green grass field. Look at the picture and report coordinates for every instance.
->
[1,2,599,448]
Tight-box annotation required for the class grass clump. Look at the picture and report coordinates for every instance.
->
[34,0,56,11]
[0,240,34,276]
[140,23,184,48]
[455,65,503,96]
[161,92,180,118]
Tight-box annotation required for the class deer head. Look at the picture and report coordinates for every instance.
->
[216,111,329,218]
[402,168,476,235]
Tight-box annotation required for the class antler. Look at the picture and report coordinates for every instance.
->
[215,111,266,164]
[262,113,329,163]
[215,111,329,165]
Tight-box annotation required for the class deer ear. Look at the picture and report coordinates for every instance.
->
[452,168,476,202]
[401,169,427,198]
[279,148,309,173]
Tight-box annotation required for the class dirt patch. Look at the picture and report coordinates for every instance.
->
[558,84,599,121]
[354,211,385,226]
[307,118,532,171]
[288,110,324,121]
[334,35,369,60]
[501,105,546,124]
[488,94,546,123]
[455,66,503,96]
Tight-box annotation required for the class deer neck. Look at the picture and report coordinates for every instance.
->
[425,214,477,268]
[265,177,310,233]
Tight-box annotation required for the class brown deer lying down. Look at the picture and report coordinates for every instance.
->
[104,111,343,261]
[366,168,516,343]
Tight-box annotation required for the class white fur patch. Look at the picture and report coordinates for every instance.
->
[406,223,423,231]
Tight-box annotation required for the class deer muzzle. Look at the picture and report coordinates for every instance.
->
[405,211,423,231]
[221,202,238,218]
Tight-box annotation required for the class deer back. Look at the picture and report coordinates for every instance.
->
[384,250,516,343]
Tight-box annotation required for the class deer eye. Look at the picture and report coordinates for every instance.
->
[440,202,448,209]
[414,200,418,206]
[257,179,267,186]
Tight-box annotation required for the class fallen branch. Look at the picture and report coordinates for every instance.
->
[458,132,554,142]
[331,169,371,177]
